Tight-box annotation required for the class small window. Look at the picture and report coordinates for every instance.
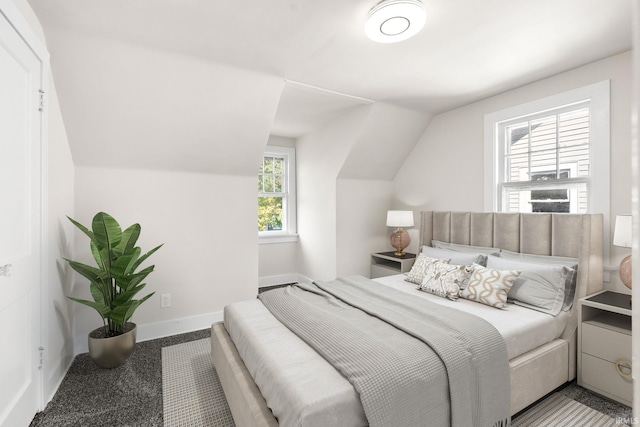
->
[258,146,297,242]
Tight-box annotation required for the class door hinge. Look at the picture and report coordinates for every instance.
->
[38,89,46,112]
[38,346,45,370]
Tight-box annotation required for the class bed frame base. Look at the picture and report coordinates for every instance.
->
[211,322,278,427]
[212,322,572,425]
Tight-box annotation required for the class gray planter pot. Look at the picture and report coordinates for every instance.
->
[88,322,137,369]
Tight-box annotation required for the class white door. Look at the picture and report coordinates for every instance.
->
[0,8,44,427]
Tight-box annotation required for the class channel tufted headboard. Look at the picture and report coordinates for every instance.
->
[418,211,604,303]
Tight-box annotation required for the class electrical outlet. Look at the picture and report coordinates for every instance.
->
[160,293,171,308]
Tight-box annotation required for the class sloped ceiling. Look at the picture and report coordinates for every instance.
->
[44,29,284,175]
[338,103,430,180]
[27,0,632,176]
[271,81,373,138]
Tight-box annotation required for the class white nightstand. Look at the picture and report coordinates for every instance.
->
[578,290,632,406]
[371,252,416,278]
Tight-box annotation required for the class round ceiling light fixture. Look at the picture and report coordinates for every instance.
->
[365,0,426,43]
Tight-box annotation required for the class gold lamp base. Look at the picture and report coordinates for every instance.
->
[620,255,632,289]
[619,255,632,305]
[390,228,411,256]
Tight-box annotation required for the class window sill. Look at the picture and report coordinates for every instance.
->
[259,234,299,244]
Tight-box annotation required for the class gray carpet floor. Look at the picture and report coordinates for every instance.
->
[31,327,632,426]
[30,329,210,427]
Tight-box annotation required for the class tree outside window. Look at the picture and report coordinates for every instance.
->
[258,146,297,241]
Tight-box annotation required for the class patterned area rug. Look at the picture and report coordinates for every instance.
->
[512,393,629,427]
[162,339,235,427]
[163,338,627,427]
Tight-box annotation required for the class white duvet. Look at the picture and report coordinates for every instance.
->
[224,275,570,427]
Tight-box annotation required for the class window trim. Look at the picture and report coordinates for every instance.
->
[485,81,610,211]
[484,79,610,255]
[258,145,297,244]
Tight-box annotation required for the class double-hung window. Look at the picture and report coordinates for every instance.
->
[499,105,590,213]
[258,146,297,242]
[485,81,609,219]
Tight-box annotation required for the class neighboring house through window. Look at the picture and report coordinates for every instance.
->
[484,80,609,219]
[258,145,297,243]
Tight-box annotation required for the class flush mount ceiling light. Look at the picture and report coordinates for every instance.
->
[365,0,426,43]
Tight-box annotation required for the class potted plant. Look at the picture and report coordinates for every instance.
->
[65,212,162,368]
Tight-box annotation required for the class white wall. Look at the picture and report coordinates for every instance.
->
[258,136,299,283]
[336,179,392,277]
[258,242,299,284]
[297,105,372,280]
[72,166,258,353]
[44,80,75,403]
[393,52,633,292]
[10,0,76,404]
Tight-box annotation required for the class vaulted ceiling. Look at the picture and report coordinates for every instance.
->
[28,0,633,176]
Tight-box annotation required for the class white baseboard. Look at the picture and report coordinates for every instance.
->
[73,310,223,355]
[258,273,313,287]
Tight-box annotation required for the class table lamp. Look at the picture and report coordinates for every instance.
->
[386,210,414,256]
[613,214,632,289]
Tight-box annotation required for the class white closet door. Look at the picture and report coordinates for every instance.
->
[0,8,44,427]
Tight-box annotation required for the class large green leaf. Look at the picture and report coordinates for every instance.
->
[90,241,106,271]
[67,216,95,243]
[69,297,110,318]
[92,212,122,249]
[113,284,148,305]
[114,224,141,257]
[116,266,154,291]
[90,282,109,306]
[130,244,163,272]
[110,300,139,325]
[65,259,109,284]
[111,248,141,279]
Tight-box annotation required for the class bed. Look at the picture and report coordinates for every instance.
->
[211,211,604,426]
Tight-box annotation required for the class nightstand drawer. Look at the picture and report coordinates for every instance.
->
[581,353,632,405]
[582,322,631,362]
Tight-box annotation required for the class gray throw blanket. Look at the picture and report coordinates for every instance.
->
[258,275,510,427]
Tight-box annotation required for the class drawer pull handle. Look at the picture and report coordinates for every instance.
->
[615,358,632,379]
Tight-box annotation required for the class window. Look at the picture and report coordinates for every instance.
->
[258,146,297,242]
[485,81,609,220]
[500,105,590,214]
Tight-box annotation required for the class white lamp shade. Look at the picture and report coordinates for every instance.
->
[613,215,632,248]
[386,210,414,227]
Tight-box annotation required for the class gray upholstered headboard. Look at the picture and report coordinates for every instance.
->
[418,211,604,300]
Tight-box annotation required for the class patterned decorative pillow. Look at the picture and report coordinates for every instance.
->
[460,265,520,309]
[418,262,472,300]
[405,254,450,284]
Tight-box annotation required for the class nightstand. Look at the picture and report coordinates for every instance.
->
[578,290,632,406]
[371,252,416,278]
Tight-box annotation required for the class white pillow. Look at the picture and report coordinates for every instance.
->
[421,245,487,266]
[405,253,450,285]
[460,264,520,309]
[432,240,500,255]
[418,262,472,300]
[487,254,575,316]
[495,251,578,311]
